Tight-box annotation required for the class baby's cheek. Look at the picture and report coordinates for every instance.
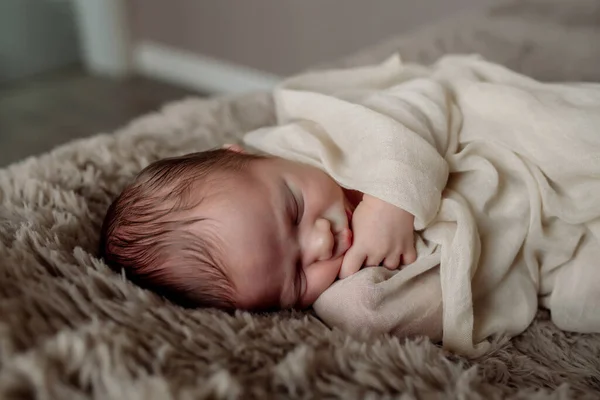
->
[303,258,342,307]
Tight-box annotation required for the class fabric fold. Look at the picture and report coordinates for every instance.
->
[243,54,600,355]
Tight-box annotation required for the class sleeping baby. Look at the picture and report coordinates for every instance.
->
[99,145,418,310]
[100,53,600,356]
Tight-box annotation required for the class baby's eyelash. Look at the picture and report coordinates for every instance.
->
[286,183,301,226]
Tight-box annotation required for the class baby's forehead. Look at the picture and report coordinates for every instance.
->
[227,256,285,310]
[203,223,283,310]
[166,163,285,309]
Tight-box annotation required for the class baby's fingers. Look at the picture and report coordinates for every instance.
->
[382,253,401,270]
[339,246,366,279]
[402,247,418,265]
[366,253,386,268]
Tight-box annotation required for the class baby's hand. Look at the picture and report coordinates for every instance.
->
[339,194,417,279]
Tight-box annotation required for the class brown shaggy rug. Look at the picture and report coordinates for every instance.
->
[1,1,600,398]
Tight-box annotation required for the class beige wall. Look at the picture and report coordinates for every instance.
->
[129,0,495,76]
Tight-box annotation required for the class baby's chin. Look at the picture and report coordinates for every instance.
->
[299,257,344,309]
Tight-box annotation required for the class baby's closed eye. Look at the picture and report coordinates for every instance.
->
[285,183,303,226]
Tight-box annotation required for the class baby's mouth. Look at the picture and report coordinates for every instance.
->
[332,227,352,259]
[345,208,353,223]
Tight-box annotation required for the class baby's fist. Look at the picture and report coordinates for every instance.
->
[339,195,416,279]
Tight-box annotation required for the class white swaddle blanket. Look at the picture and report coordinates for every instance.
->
[243,54,600,355]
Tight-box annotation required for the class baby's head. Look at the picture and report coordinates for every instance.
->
[99,146,353,311]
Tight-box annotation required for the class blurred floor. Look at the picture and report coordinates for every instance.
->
[0,65,200,167]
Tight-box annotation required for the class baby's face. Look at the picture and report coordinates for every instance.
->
[191,156,353,310]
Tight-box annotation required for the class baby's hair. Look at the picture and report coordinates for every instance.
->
[99,148,264,309]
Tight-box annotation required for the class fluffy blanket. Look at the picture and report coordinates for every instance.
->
[245,53,600,356]
[1,0,600,398]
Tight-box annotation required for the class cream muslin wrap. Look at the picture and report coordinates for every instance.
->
[242,54,600,355]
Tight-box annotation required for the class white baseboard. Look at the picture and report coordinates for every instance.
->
[133,42,282,94]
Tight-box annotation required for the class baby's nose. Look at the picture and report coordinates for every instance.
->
[306,218,334,263]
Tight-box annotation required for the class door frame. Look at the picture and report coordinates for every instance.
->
[72,0,132,77]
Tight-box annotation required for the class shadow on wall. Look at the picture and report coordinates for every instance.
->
[0,0,80,85]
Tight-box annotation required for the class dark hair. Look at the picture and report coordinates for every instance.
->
[99,148,264,309]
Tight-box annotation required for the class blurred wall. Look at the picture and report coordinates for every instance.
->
[128,0,497,76]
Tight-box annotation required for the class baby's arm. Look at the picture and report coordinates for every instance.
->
[339,194,417,279]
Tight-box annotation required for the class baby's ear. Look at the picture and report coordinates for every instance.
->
[222,143,245,153]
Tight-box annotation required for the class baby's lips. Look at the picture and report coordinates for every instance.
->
[345,208,353,224]
[333,228,352,259]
